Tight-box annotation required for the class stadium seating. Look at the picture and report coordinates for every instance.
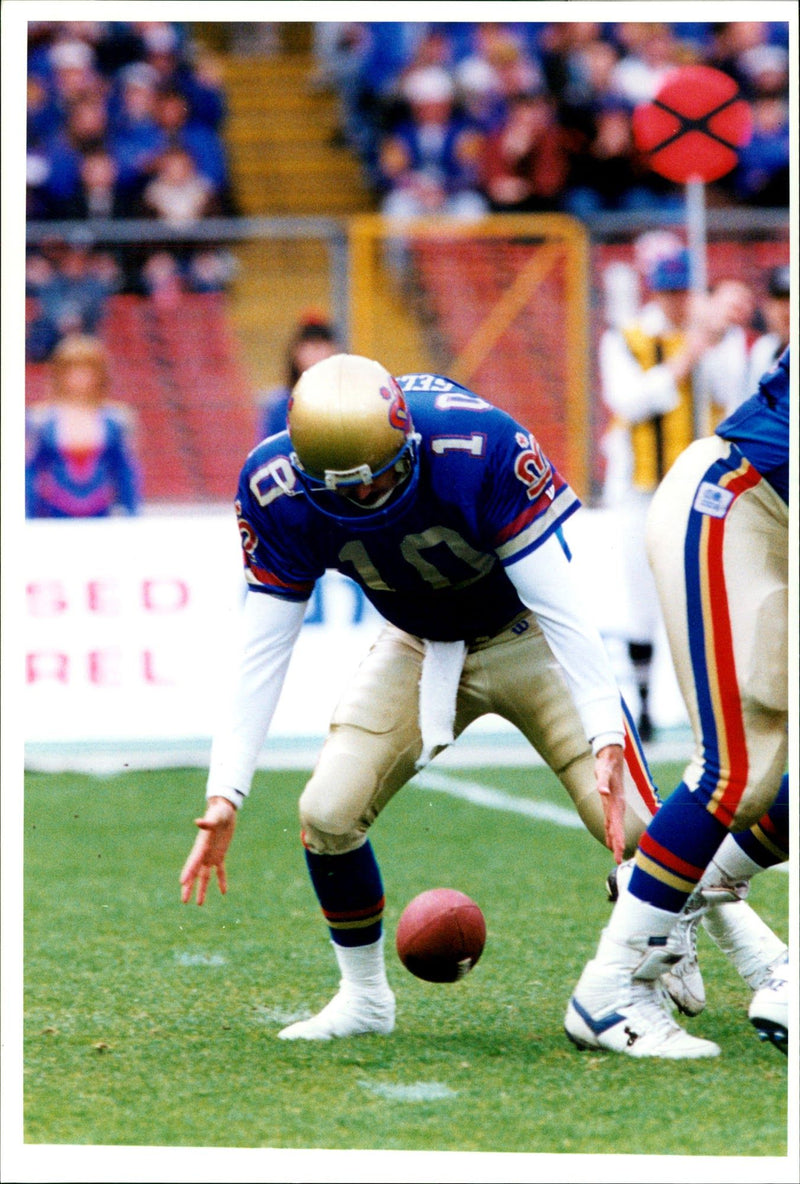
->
[26,292,257,504]
[24,23,790,509]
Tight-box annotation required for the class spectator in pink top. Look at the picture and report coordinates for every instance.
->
[26,333,141,518]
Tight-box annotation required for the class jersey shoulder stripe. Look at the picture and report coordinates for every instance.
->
[243,557,315,598]
[495,482,580,564]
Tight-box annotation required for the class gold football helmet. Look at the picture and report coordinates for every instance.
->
[288,353,421,525]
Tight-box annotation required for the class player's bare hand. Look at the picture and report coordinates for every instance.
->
[594,744,626,865]
[180,796,237,905]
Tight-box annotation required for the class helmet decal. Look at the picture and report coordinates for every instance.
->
[380,378,410,431]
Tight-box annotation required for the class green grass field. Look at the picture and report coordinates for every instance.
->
[21,761,790,1167]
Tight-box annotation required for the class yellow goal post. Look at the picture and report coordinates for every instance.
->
[348,213,592,501]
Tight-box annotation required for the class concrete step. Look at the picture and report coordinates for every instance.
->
[227,118,340,146]
[221,48,370,217]
[222,55,311,84]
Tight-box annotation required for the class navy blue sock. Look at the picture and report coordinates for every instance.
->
[629,782,730,913]
[733,773,789,867]
[304,840,385,947]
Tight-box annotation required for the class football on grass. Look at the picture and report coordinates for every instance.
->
[395,888,486,982]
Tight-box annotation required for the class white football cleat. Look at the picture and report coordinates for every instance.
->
[605,862,784,1018]
[607,859,708,1016]
[659,882,748,1017]
[663,878,788,1016]
[748,950,789,1054]
[565,971,720,1059]
[659,941,706,1016]
[278,982,396,1041]
[702,895,787,990]
[565,931,720,1059]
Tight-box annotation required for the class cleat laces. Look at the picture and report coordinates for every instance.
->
[628,980,688,1043]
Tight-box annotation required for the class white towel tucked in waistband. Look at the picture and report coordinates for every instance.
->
[416,638,467,770]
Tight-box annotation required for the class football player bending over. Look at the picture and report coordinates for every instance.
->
[180,353,783,1052]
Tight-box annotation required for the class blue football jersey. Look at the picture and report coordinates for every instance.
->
[234,374,581,641]
[716,346,790,504]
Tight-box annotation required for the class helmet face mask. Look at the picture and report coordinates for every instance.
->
[288,353,422,528]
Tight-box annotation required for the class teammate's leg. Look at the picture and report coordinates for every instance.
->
[616,445,788,981]
[695,774,788,985]
[565,439,788,1057]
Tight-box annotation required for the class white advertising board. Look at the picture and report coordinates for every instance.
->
[22,513,383,752]
[21,509,686,763]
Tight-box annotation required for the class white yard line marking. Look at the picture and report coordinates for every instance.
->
[23,743,789,874]
[413,769,584,829]
[358,1080,457,1102]
[412,771,789,875]
[23,731,697,773]
[173,952,227,966]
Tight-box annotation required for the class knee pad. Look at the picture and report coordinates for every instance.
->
[298,746,378,855]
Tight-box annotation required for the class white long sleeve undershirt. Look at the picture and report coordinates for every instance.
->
[504,532,625,752]
[206,591,307,806]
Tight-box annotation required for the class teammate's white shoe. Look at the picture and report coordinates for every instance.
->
[607,859,709,1017]
[278,982,396,1041]
[659,882,747,1016]
[748,950,789,1054]
[565,934,720,1059]
[659,929,706,1016]
[605,862,784,1018]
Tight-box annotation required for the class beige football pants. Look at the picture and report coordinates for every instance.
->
[298,611,658,856]
[645,435,788,830]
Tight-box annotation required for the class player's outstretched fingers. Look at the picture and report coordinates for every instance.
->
[180,800,236,904]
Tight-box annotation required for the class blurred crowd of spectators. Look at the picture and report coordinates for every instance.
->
[25,19,790,365]
[26,18,237,355]
[311,20,791,219]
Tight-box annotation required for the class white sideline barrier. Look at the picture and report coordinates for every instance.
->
[22,508,687,762]
[23,512,382,750]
